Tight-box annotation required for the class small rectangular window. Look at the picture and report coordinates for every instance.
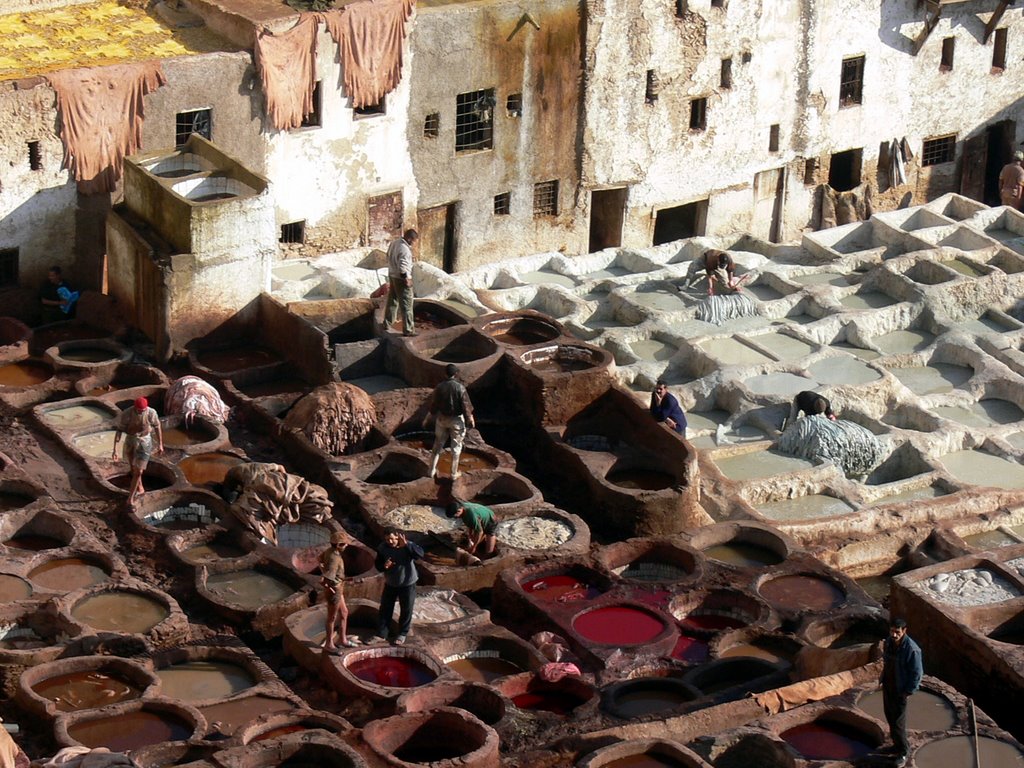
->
[424,113,440,138]
[720,58,733,89]
[455,89,495,153]
[710,0,724,7]
[175,108,212,147]
[921,135,956,166]
[839,55,864,107]
[0,248,18,287]
[993,28,1008,71]
[741,51,752,64]
[494,192,511,215]
[280,221,306,244]
[769,124,780,153]
[645,70,659,104]
[300,82,322,128]
[533,180,558,217]
[940,37,955,71]
[506,94,522,117]
[354,99,385,119]
[28,141,41,171]
[689,97,707,131]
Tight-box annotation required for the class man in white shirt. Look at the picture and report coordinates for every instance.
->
[384,229,419,336]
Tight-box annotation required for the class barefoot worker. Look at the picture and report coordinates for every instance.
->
[111,397,163,504]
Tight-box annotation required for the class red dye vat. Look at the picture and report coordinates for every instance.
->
[522,575,602,603]
[679,614,747,631]
[626,587,673,608]
[670,633,709,663]
[759,575,845,612]
[347,656,436,688]
[572,606,665,645]
[512,689,587,715]
[781,721,875,761]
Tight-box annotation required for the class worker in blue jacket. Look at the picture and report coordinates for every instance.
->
[881,617,923,766]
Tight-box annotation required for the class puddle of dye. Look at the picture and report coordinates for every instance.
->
[157,660,256,701]
[60,348,118,363]
[756,494,856,521]
[791,272,848,286]
[613,685,691,717]
[873,329,935,355]
[529,357,595,373]
[5,534,63,551]
[719,643,785,663]
[890,363,972,395]
[71,591,169,633]
[237,378,310,398]
[161,425,210,448]
[253,724,307,741]
[521,575,602,602]
[780,721,875,761]
[67,710,193,751]
[679,614,746,631]
[0,493,33,512]
[41,405,111,429]
[197,347,280,372]
[511,689,585,715]
[0,574,33,601]
[0,362,51,387]
[671,633,710,663]
[179,452,243,486]
[602,756,681,768]
[199,696,294,736]
[606,469,675,491]
[743,372,817,396]
[914,735,1024,768]
[699,337,773,366]
[840,291,897,310]
[963,529,1020,549]
[572,606,665,645]
[807,355,882,385]
[181,541,247,564]
[518,270,578,288]
[446,656,523,683]
[935,399,1024,428]
[938,450,1024,489]
[713,450,815,480]
[759,574,844,611]
[942,259,985,277]
[206,570,296,610]
[858,689,957,731]
[73,431,119,459]
[629,339,677,362]
[29,558,109,590]
[32,670,142,712]
[704,542,782,567]
[347,656,436,688]
[868,484,946,505]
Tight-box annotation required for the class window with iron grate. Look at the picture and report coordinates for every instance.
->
[175,109,212,147]
[921,135,956,166]
[455,89,495,153]
[494,192,511,215]
[839,55,864,107]
[533,180,558,217]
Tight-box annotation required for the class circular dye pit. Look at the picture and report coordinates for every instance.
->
[718,642,789,664]
[394,433,499,473]
[196,347,280,373]
[5,534,63,551]
[67,709,194,751]
[40,405,112,430]
[58,348,120,364]
[670,633,709,663]
[157,660,256,701]
[0,574,33,601]
[0,492,35,512]
[205,570,297,610]
[180,541,247,564]
[858,689,956,732]
[780,719,877,761]
[521,574,603,602]
[33,670,142,712]
[177,453,248,488]
[107,471,174,492]
[347,655,437,688]
[688,658,780,695]
[512,687,589,715]
[161,424,213,449]
[572,605,666,646]
[678,613,747,632]
[617,561,690,582]
[198,695,293,737]
[914,735,1024,768]
[446,655,524,683]
[758,574,845,612]
[0,361,52,387]
[606,679,696,718]
[703,542,783,568]
[485,319,560,345]
[29,558,110,590]
[890,363,972,396]
[71,591,169,634]
[600,755,687,768]
[606,468,676,491]
[495,516,573,549]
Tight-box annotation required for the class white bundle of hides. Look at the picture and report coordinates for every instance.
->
[777,416,883,477]
[283,382,376,456]
[695,293,760,324]
[40,747,137,768]
[165,375,230,425]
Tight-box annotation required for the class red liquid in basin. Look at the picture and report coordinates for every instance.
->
[573,606,665,645]
[348,656,436,688]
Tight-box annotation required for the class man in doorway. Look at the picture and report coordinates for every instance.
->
[374,529,423,646]
[319,530,359,651]
[650,380,687,436]
[384,228,419,336]
[999,150,1024,210]
[424,363,475,481]
[880,618,923,766]
[111,397,163,505]
[39,266,79,325]
[446,498,498,556]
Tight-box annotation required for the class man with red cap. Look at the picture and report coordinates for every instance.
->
[112,396,163,504]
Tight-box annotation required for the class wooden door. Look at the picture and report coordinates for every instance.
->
[417,203,456,272]
[960,133,987,202]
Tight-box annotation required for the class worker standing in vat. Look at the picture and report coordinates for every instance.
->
[786,390,836,428]
[38,266,79,325]
[650,380,687,436]
[998,151,1024,210]
[446,499,498,556]
[424,363,476,481]
[320,530,359,652]
[111,396,163,505]
[880,618,923,767]
[384,228,419,337]
[374,529,424,646]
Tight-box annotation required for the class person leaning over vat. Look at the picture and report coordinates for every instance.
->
[374,529,424,646]
[320,529,359,652]
[785,390,836,429]
[111,396,163,505]
[446,498,498,556]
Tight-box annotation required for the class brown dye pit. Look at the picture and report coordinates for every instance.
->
[179,452,243,486]
[703,542,782,567]
[719,643,787,663]
[0,493,34,512]
[395,433,498,472]
[32,670,142,712]
[181,542,247,564]
[237,378,310,398]
[0,362,51,387]
[59,348,119,363]
[602,756,682,768]
[157,660,256,701]
[205,570,297,609]
[161,426,210,448]
[413,308,457,332]
[6,534,62,551]
[472,492,521,505]
[0,574,33,601]
[196,347,280,373]
[107,472,173,492]
[521,575,603,602]
[914,735,1024,767]
[529,357,595,373]
[29,558,110,590]
[348,656,437,688]
[858,689,956,731]
[423,544,458,567]
[199,696,293,736]
[611,681,694,718]
[71,591,169,633]
[606,469,676,491]
[781,720,875,761]
[493,330,554,345]
[68,710,193,751]
[252,724,308,741]
[446,656,523,683]
[758,574,845,612]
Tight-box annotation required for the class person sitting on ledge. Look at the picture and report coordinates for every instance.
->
[650,380,687,436]
[39,266,79,325]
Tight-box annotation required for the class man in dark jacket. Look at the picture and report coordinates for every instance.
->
[424,363,475,481]
[650,380,687,435]
[881,617,923,766]
[374,529,424,645]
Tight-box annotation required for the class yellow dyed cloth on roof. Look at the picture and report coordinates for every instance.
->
[254,14,319,131]
[46,61,165,194]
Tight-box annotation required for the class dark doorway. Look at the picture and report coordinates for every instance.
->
[653,200,708,245]
[828,148,862,192]
[418,203,457,273]
[984,120,1016,205]
[588,187,627,252]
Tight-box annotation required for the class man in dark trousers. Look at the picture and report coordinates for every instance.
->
[424,363,475,480]
[384,228,418,336]
[446,498,497,556]
[881,617,923,766]
[374,529,423,646]
[649,380,687,436]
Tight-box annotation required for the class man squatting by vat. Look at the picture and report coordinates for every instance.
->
[881,617,923,767]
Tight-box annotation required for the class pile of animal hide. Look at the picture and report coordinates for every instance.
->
[165,375,230,425]
[777,416,883,477]
[283,382,376,456]
[695,293,760,324]
[38,748,133,768]
[224,462,332,544]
